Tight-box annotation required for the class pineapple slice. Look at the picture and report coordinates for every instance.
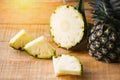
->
[24,36,56,59]
[9,29,34,50]
[50,5,84,49]
[53,54,83,76]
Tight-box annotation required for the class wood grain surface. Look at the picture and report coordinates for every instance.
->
[0,0,120,80]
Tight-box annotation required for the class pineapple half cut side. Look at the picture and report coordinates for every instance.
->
[50,5,84,49]
[24,36,56,59]
[53,54,83,76]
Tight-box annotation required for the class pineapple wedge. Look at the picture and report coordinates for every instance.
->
[9,29,34,50]
[24,36,56,59]
[50,5,84,49]
[53,54,83,76]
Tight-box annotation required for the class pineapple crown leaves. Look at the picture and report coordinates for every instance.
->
[109,0,120,20]
[90,0,120,26]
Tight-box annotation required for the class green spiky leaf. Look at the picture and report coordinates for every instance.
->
[77,0,87,28]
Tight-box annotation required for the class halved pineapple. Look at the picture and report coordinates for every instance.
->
[50,5,84,49]
[53,54,83,76]
[24,36,56,59]
[9,29,34,50]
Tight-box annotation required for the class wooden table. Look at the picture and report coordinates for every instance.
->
[0,0,120,80]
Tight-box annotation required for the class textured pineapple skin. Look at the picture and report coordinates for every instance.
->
[88,23,120,63]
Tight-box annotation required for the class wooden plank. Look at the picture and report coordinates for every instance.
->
[0,0,120,80]
[0,1,91,24]
[0,25,120,80]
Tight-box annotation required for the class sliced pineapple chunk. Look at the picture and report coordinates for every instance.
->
[9,29,34,50]
[53,54,83,76]
[24,36,56,59]
[50,5,84,49]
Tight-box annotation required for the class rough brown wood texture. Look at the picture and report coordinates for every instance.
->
[0,0,120,80]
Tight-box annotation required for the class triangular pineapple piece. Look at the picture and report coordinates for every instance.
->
[53,54,83,76]
[24,36,56,59]
[9,29,34,50]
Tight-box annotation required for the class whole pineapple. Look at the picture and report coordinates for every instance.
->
[88,0,120,63]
